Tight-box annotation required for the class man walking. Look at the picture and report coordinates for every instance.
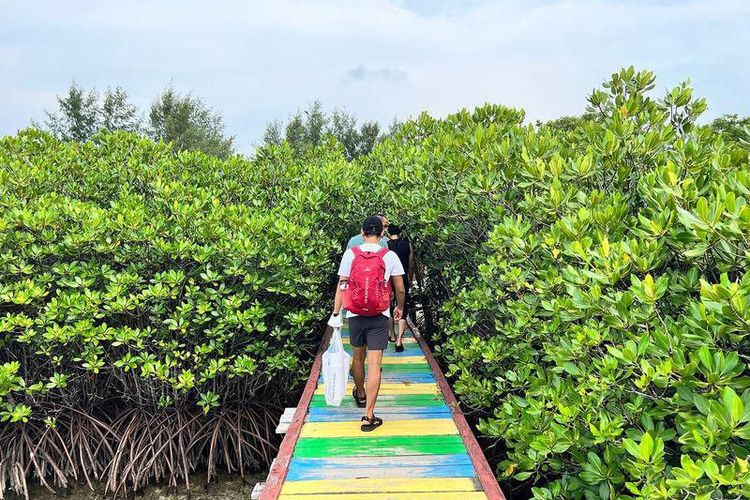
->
[330,216,405,431]
[386,224,415,352]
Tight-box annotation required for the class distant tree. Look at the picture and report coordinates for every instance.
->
[100,87,140,133]
[263,119,283,145]
[148,87,234,158]
[357,121,381,158]
[45,83,101,141]
[263,102,390,160]
[304,100,327,147]
[44,83,141,141]
[284,112,307,154]
[711,114,750,144]
[329,109,359,159]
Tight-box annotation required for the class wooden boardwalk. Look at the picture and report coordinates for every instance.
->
[260,322,505,499]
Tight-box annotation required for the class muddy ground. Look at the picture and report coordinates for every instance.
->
[6,472,263,500]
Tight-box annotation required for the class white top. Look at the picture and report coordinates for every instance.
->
[337,243,405,318]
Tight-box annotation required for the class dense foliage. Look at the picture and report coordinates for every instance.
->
[379,68,750,498]
[3,66,750,498]
[0,131,357,496]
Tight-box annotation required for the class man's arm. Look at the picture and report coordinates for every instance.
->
[333,276,347,314]
[391,275,405,320]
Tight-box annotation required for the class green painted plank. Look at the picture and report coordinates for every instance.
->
[294,435,467,458]
[309,394,446,408]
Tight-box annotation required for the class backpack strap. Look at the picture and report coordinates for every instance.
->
[351,247,362,257]
[375,247,389,258]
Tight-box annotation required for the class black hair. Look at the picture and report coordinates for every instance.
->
[362,216,384,237]
[388,224,402,235]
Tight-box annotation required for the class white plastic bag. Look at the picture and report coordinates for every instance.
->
[322,327,351,406]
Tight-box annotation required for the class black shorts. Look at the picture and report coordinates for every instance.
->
[348,315,390,351]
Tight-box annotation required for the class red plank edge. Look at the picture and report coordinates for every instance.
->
[410,318,506,500]
[259,326,333,500]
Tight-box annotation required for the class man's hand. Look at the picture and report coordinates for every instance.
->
[393,307,403,321]
[327,313,343,328]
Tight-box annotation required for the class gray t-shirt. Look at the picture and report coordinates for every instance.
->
[346,234,389,249]
[338,243,405,318]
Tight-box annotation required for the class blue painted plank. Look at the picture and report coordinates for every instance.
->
[344,345,423,357]
[286,454,476,481]
[308,406,452,422]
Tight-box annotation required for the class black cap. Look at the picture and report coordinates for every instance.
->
[362,216,383,237]
[388,224,402,235]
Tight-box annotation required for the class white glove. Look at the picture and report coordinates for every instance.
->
[327,313,343,329]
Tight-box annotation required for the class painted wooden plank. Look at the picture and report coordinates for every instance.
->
[264,320,503,500]
[293,434,467,458]
[366,363,433,372]
[380,346,422,354]
[301,418,458,438]
[314,382,440,396]
[309,393,446,408]
[308,405,450,416]
[344,336,419,344]
[288,454,473,469]
[286,462,476,481]
[308,406,451,422]
[279,477,482,494]
[380,356,427,364]
[345,344,424,355]
[318,373,436,384]
[286,454,475,481]
[279,493,487,500]
[307,411,450,422]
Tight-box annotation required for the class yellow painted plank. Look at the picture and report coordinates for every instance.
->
[315,382,440,396]
[280,477,481,495]
[280,492,487,499]
[380,356,427,365]
[300,418,458,438]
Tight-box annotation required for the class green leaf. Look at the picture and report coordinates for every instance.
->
[622,438,641,460]
[723,387,743,426]
[639,433,654,461]
[563,362,581,376]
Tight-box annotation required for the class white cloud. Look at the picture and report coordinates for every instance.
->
[1,0,748,151]
[346,65,408,83]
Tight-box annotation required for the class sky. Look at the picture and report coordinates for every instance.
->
[1,0,749,153]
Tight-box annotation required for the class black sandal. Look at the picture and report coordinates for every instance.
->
[352,387,366,408]
[361,415,383,432]
[395,342,404,353]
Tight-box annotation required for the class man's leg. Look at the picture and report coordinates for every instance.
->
[365,349,383,419]
[397,318,407,343]
[352,346,366,400]
[388,301,396,342]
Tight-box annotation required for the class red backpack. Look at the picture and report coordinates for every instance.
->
[343,247,391,316]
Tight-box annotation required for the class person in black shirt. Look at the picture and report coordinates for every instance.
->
[386,225,415,352]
